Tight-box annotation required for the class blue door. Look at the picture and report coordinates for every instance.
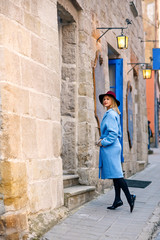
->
[109,59,124,162]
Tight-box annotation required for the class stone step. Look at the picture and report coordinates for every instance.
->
[63,174,79,188]
[137,161,146,171]
[64,185,96,210]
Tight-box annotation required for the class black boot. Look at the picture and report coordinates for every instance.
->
[130,195,136,213]
[107,200,123,210]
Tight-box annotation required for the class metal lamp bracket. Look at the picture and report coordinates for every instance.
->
[127,63,149,74]
[140,40,159,43]
[96,19,132,42]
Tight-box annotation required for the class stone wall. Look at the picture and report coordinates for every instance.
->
[59,10,77,173]
[76,0,148,186]
[0,0,148,238]
[0,0,64,239]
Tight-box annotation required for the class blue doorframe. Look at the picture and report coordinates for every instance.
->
[109,59,124,162]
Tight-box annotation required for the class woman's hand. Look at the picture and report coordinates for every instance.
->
[95,139,102,147]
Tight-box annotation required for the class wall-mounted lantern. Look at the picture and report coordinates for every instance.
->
[97,19,132,49]
[142,68,152,79]
[127,63,152,79]
[117,29,128,49]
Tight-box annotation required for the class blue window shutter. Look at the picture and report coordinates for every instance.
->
[153,48,160,70]
[109,59,124,162]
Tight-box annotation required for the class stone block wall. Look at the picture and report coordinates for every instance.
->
[76,0,148,186]
[0,0,148,238]
[60,22,77,173]
[0,0,64,238]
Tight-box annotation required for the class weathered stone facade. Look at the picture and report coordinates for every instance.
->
[0,0,148,239]
[142,0,160,147]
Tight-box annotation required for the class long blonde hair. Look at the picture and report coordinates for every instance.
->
[110,97,121,115]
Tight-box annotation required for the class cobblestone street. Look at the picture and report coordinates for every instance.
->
[42,148,160,240]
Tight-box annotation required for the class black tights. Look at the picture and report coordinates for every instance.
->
[113,178,132,206]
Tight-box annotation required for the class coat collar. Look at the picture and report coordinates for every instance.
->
[102,109,113,121]
[104,108,113,116]
[106,109,113,113]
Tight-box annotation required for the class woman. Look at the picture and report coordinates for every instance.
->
[96,91,136,212]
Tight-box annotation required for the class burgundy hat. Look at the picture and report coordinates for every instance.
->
[99,91,120,106]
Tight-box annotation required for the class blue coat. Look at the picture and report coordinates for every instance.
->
[99,109,123,179]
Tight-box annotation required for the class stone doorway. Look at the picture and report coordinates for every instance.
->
[58,3,77,174]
